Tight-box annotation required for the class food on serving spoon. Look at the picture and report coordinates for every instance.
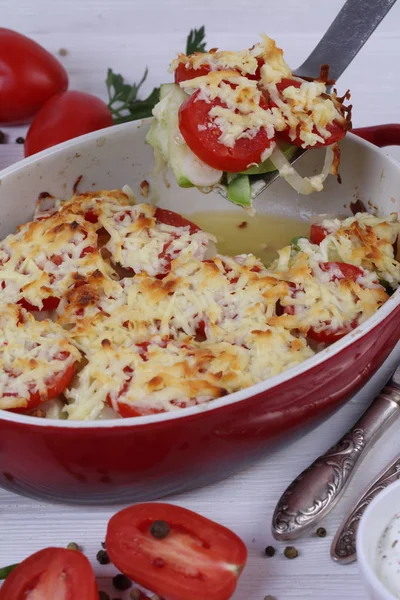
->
[0,189,398,419]
[146,35,351,207]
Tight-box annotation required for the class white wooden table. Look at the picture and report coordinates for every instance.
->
[1,1,400,598]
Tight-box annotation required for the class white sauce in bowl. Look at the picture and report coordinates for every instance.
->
[377,512,400,597]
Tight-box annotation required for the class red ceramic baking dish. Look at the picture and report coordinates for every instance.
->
[0,121,399,504]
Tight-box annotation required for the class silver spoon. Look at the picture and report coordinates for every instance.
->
[217,0,397,201]
[271,363,400,541]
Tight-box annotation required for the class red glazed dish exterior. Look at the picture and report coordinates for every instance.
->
[0,304,398,504]
[0,123,399,504]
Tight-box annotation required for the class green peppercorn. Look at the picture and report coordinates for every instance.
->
[67,542,80,551]
[150,519,171,539]
[112,574,132,591]
[130,590,142,600]
[284,546,298,559]
[264,545,276,557]
[96,549,110,565]
[264,596,276,600]
[316,527,327,538]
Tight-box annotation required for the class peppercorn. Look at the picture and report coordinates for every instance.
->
[15,137,25,144]
[130,590,142,600]
[264,596,276,600]
[150,519,171,539]
[67,542,80,551]
[284,546,298,559]
[316,527,327,538]
[0,131,5,144]
[96,549,110,565]
[264,545,276,557]
[58,48,68,56]
[112,574,132,591]
[98,592,110,600]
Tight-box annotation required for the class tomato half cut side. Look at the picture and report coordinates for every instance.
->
[0,547,98,600]
[310,223,330,245]
[178,89,273,172]
[106,502,247,600]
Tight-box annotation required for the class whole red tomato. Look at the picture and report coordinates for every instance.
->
[0,28,68,125]
[24,91,114,157]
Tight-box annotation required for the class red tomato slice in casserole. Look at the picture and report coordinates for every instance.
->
[106,503,248,600]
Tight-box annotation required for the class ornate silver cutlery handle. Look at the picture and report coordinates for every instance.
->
[272,380,400,541]
[331,453,400,564]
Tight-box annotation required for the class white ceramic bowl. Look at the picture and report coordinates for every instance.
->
[358,478,400,600]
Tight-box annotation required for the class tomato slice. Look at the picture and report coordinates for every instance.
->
[174,63,211,84]
[175,58,264,84]
[155,207,201,234]
[310,223,330,245]
[0,547,98,600]
[319,261,363,281]
[178,89,273,172]
[106,503,247,600]
[274,78,346,148]
[307,262,363,344]
[10,356,76,413]
[19,296,60,312]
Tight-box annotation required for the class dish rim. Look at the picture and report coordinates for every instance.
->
[0,122,399,429]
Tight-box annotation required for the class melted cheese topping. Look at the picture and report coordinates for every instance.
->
[174,35,346,151]
[0,189,398,420]
[0,304,80,409]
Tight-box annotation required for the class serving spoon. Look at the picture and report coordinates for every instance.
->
[217,0,398,201]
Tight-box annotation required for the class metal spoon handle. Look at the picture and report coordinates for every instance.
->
[331,453,400,564]
[271,383,400,541]
[295,0,397,81]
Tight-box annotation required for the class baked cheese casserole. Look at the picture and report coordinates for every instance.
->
[0,189,399,420]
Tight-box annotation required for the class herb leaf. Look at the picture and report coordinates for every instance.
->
[379,278,394,296]
[106,67,160,124]
[106,26,207,124]
[0,563,19,580]
[186,26,207,54]
[291,236,308,251]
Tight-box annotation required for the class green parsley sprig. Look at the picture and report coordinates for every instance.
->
[106,26,207,124]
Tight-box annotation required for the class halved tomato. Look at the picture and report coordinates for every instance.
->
[0,548,98,600]
[274,78,346,148]
[106,503,247,600]
[178,89,272,172]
